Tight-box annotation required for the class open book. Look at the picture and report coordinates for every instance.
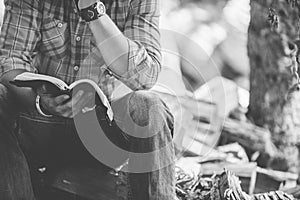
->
[10,72,113,121]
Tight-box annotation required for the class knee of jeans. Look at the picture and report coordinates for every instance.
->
[0,83,10,107]
[0,83,8,94]
[0,83,16,115]
[0,83,16,124]
[128,91,174,128]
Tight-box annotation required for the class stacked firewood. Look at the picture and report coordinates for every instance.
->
[175,168,297,200]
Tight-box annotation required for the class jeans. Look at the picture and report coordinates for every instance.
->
[0,84,176,200]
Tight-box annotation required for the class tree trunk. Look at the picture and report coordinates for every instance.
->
[248,0,300,174]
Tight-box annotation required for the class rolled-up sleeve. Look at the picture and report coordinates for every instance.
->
[0,0,42,77]
[117,0,161,90]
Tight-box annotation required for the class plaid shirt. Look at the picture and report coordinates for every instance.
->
[0,0,161,100]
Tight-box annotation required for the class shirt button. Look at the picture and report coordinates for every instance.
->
[76,36,81,41]
[57,23,63,28]
[74,66,79,71]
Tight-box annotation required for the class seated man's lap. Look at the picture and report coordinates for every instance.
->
[16,112,100,168]
[10,90,173,172]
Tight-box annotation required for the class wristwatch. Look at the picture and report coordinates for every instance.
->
[79,1,106,22]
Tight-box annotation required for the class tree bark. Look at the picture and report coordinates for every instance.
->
[248,0,300,174]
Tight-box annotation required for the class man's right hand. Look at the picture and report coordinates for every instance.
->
[38,85,94,118]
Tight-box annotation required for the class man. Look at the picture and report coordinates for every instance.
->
[0,0,3,27]
[0,0,175,199]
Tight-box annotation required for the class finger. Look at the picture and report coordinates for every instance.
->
[55,105,72,118]
[56,100,73,115]
[75,92,94,108]
[71,90,85,106]
[56,91,91,118]
[54,94,70,105]
[55,90,85,115]
[62,110,73,118]
[71,93,94,117]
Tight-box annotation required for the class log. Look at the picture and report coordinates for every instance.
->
[221,117,300,171]
[255,167,298,194]
[221,118,278,161]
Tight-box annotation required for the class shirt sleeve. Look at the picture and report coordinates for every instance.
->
[0,0,42,77]
[112,0,162,90]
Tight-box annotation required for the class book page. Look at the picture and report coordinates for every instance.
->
[14,72,69,91]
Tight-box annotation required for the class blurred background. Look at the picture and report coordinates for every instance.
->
[158,0,250,91]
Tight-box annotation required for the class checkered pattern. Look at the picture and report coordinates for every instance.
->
[0,0,161,99]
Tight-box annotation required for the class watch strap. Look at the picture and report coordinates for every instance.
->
[79,1,105,22]
[36,95,53,118]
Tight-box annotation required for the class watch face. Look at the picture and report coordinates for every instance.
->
[95,2,106,15]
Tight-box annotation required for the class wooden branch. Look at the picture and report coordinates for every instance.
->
[221,118,278,157]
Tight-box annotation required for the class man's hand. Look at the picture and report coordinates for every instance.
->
[78,0,98,10]
[37,85,94,118]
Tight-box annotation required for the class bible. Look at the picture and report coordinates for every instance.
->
[10,72,113,121]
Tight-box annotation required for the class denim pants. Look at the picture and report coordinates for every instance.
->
[0,84,176,200]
